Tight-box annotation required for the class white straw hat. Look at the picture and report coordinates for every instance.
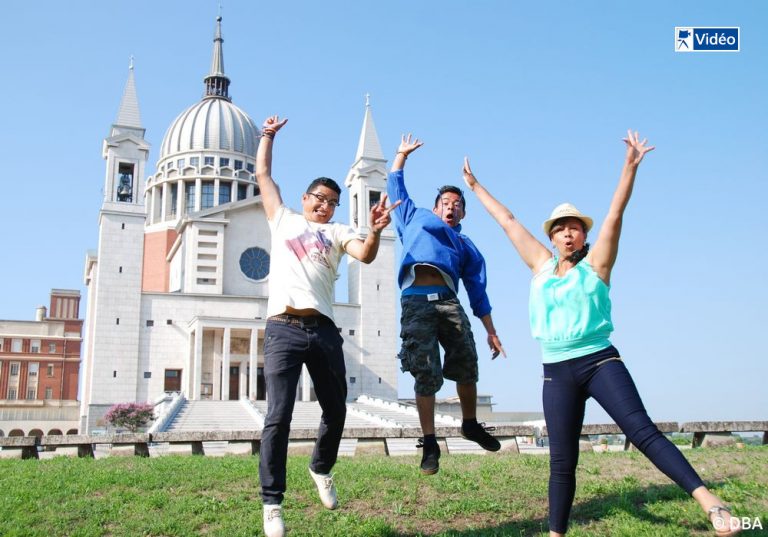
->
[542,203,593,235]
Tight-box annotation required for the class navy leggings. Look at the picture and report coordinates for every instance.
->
[543,346,704,534]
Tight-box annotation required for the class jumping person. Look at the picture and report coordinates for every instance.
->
[462,130,740,536]
[387,134,506,476]
[257,115,400,537]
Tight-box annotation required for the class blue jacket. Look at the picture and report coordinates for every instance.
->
[387,169,491,319]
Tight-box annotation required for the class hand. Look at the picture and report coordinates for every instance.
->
[463,157,478,190]
[397,133,424,158]
[487,334,506,359]
[623,129,655,166]
[262,115,288,135]
[369,193,402,233]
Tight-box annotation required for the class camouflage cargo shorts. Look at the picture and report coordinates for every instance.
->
[398,295,479,396]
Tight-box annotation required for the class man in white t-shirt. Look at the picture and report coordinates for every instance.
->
[256,115,399,537]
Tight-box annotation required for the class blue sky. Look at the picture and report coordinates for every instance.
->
[1,1,766,423]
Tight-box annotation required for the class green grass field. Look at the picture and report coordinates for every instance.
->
[1,447,766,536]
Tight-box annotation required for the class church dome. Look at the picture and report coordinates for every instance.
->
[159,97,259,160]
[145,16,263,228]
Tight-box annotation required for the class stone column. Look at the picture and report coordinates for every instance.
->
[148,186,157,224]
[240,363,247,399]
[161,181,169,221]
[193,327,203,399]
[176,180,184,216]
[222,327,231,400]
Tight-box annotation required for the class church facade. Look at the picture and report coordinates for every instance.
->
[79,16,398,433]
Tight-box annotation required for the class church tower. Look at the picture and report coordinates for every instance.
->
[80,61,150,432]
[345,97,398,400]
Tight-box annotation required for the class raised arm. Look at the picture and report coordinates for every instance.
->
[390,133,423,172]
[255,115,288,221]
[587,130,655,284]
[344,194,402,264]
[387,134,423,230]
[463,158,551,272]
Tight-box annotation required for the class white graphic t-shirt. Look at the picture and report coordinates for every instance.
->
[267,206,360,321]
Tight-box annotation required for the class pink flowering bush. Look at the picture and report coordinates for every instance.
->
[104,402,155,432]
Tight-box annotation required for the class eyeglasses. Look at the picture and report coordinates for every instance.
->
[307,192,340,208]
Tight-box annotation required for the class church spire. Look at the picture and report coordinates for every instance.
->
[203,15,231,101]
[115,57,142,129]
[353,94,385,163]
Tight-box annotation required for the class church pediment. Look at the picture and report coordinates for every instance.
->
[102,133,150,153]
[191,196,265,220]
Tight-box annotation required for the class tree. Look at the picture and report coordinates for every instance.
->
[104,402,154,432]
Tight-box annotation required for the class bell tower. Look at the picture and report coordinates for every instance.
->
[102,58,149,207]
[344,96,397,400]
[80,60,150,432]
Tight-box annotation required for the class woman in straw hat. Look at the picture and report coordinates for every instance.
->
[462,130,740,537]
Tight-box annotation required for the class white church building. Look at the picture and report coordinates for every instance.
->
[79,16,398,433]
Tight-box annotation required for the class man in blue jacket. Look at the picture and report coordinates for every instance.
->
[387,134,506,475]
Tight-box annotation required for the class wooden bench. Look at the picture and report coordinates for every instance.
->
[679,421,768,448]
[541,422,679,452]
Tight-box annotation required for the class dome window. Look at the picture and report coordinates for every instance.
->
[246,163,254,173]
[201,182,215,209]
[234,160,243,171]
[177,158,185,169]
[220,157,230,168]
[204,156,215,166]
[185,184,196,213]
[169,184,179,217]
[219,183,232,205]
[190,157,199,168]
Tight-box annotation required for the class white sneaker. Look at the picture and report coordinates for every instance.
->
[309,467,338,509]
[263,504,285,537]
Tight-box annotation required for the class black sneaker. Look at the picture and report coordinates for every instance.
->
[461,422,501,452]
[417,438,440,475]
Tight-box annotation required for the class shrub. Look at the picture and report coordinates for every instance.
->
[104,402,154,432]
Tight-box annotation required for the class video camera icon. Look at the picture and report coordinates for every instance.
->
[676,27,693,51]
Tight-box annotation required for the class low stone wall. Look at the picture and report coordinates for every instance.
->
[0,425,535,460]
[2,421,765,459]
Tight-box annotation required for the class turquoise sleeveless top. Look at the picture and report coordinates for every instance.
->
[529,257,613,363]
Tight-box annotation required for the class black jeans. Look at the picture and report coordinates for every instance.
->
[259,317,347,505]
[543,346,704,534]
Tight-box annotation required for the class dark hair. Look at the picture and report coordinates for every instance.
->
[566,243,590,264]
[306,177,341,196]
[434,185,466,212]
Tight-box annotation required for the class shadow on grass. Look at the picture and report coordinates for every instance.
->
[392,481,721,537]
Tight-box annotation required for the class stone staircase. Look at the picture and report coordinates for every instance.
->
[164,400,260,432]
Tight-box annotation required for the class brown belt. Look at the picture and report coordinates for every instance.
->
[267,314,330,328]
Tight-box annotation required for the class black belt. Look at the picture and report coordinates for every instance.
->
[268,314,330,328]
[402,291,456,302]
